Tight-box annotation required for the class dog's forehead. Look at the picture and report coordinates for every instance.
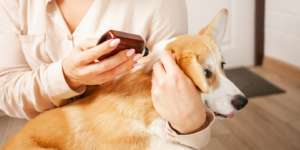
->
[167,35,222,64]
[204,44,222,65]
[171,35,219,52]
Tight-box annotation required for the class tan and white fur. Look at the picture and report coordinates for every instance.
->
[1,9,247,150]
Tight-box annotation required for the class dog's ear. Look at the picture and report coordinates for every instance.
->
[199,9,228,46]
[179,50,209,93]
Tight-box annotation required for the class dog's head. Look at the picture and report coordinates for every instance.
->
[145,9,248,119]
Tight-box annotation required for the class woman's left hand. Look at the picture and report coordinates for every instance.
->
[151,53,206,134]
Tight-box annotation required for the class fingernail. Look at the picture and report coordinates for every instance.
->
[126,49,135,57]
[109,38,120,47]
[133,54,142,61]
[133,63,140,68]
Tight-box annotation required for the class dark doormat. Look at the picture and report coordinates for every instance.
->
[225,68,285,98]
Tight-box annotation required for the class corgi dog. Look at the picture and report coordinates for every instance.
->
[1,9,247,150]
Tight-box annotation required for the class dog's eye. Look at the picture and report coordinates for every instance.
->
[221,62,226,69]
[204,69,212,78]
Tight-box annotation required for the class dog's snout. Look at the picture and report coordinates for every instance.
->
[231,95,248,110]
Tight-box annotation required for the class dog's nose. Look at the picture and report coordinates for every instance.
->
[231,95,248,110]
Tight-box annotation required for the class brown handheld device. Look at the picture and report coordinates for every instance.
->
[96,30,149,61]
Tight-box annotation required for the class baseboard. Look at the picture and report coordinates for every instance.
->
[0,110,7,117]
[263,56,300,82]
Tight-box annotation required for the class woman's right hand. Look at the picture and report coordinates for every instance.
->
[62,38,141,90]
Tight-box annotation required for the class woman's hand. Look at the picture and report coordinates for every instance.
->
[151,53,206,134]
[63,38,141,90]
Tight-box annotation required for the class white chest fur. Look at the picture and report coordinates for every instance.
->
[146,118,193,150]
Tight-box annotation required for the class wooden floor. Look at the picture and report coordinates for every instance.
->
[0,66,299,149]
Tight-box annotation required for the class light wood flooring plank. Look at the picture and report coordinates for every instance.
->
[0,110,6,117]
[203,136,227,150]
[249,67,300,91]
[0,116,9,145]
[221,99,300,150]
[0,117,28,147]
[269,94,300,117]
[288,120,300,133]
[210,120,232,137]
[251,95,300,123]
[203,134,251,150]
[263,57,300,83]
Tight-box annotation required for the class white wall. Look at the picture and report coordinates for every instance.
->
[185,0,255,69]
[265,0,300,68]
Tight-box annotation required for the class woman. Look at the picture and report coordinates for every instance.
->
[0,0,214,149]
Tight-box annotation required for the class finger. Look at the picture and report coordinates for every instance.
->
[77,39,121,65]
[160,53,180,73]
[151,72,159,87]
[96,54,139,81]
[78,38,100,50]
[152,62,166,79]
[151,73,160,98]
[86,49,135,74]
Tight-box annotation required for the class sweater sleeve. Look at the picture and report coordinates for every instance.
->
[145,0,215,149]
[165,107,215,149]
[0,0,85,120]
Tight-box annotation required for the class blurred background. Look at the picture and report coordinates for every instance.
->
[0,0,299,149]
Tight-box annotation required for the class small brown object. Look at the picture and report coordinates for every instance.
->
[97,30,149,61]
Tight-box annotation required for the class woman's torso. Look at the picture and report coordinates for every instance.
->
[17,0,159,70]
